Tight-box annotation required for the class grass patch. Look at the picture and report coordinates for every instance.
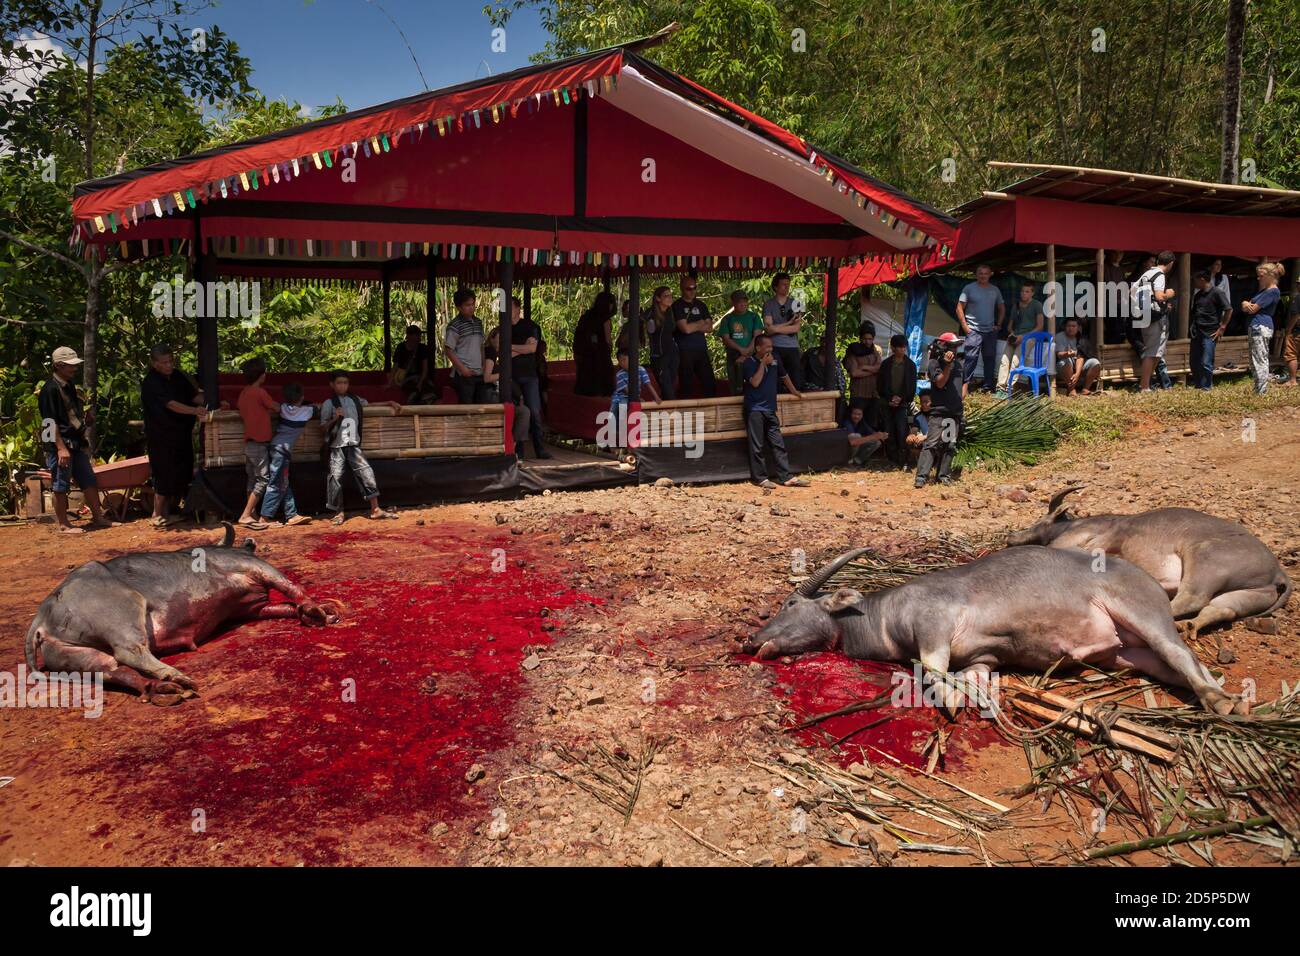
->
[955,381,1300,474]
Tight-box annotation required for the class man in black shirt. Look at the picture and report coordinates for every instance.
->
[141,343,208,527]
[504,296,551,459]
[915,333,962,488]
[37,346,116,533]
[672,275,717,399]
[390,324,432,401]
[1189,270,1232,391]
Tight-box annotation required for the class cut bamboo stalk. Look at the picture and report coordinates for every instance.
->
[1009,697,1176,763]
[1005,681,1178,751]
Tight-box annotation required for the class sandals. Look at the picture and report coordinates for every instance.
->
[284,514,312,527]
[58,525,86,535]
[366,509,398,521]
[331,513,347,526]
[783,477,810,488]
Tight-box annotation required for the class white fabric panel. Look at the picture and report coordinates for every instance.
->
[606,65,924,251]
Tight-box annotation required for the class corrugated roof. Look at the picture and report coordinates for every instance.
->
[954,162,1300,218]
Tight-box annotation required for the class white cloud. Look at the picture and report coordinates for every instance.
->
[1,33,68,105]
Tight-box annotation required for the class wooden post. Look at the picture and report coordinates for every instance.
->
[823,260,838,389]
[382,268,392,371]
[1045,244,1057,396]
[1094,248,1106,393]
[194,248,219,408]
[523,277,533,324]
[498,259,514,405]
[1177,252,1191,340]
[425,254,438,356]
[627,263,641,403]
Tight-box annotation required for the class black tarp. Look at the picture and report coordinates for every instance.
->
[635,429,848,485]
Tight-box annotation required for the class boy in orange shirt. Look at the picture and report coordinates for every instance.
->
[235,357,279,529]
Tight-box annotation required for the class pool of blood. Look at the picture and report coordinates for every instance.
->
[755,653,1005,770]
[99,528,597,864]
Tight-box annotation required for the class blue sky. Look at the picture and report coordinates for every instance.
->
[208,0,550,113]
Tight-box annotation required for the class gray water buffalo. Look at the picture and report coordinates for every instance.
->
[740,545,1244,715]
[25,524,337,704]
[1006,487,1292,643]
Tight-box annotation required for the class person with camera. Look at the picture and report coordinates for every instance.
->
[915,332,963,488]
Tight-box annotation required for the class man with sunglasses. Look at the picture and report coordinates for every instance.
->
[672,274,717,399]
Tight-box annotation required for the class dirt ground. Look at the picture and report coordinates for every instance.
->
[1,402,1297,867]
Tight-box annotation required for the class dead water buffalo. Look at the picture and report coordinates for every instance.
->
[1006,487,1292,642]
[740,545,1245,715]
[24,523,338,704]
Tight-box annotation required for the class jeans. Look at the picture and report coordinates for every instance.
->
[1189,329,1217,390]
[724,347,747,395]
[676,349,716,399]
[45,447,97,493]
[453,373,487,405]
[916,412,958,482]
[746,409,793,483]
[884,403,910,465]
[244,440,270,496]
[849,436,883,464]
[961,328,1000,392]
[774,346,803,390]
[260,443,298,519]
[515,375,546,455]
[651,353,678,401]
[1249,326,1273,394]
[326,444,379,512]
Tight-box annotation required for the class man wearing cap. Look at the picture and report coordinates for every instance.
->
[38,347,117,533]
[141,343,209,527]
[915,332,963,488]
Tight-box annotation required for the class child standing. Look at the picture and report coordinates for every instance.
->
[607,349,660,458]
[321,371,400,525]
[260,381,313,527]
[235,357,279,530]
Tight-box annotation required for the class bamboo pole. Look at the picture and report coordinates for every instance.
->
[1086,815,1273,860]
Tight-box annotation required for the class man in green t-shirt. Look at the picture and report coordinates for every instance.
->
[997,281,1045,395]
[716,289,765,395]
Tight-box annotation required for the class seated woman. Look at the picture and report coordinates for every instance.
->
[573,291,616,396]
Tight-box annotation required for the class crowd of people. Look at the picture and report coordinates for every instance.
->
[36,255,1298,529]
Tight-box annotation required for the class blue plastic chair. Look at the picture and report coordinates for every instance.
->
[1007,331,1054,396]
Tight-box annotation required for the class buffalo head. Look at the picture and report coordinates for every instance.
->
[1005,484,1085,547]
[741,547,870,659]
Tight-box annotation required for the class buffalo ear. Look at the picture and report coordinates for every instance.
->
[818,588,864,614]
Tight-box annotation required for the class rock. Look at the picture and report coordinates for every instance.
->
[1244,617,1277,635]
[785,848,809,866]
[640,848,664,867]
[665,787,688,809]
[584,690,606,706]
[415,518,426,526]
[770,504,790,517]
[1005,488,1031,503]
[521,653,541,671]
[427,821,449,839]
[654,477,674,488]
[1216,647,1237,665]
[465,763,486,783]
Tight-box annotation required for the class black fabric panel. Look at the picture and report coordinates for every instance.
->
[196,200,862,240]
[517,462,636,494]
[192,455,521,517]
[635,429,849,485]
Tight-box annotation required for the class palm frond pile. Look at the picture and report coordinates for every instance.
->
[955,396,1071,472]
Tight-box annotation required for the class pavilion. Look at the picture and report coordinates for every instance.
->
[70,27,956,507]
[839,162,1300,387]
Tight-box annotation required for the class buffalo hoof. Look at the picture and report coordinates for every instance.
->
[1210,696,1250,718]
[143,681,197,707]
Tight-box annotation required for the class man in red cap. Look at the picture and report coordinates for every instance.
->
[915,332,963,488]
